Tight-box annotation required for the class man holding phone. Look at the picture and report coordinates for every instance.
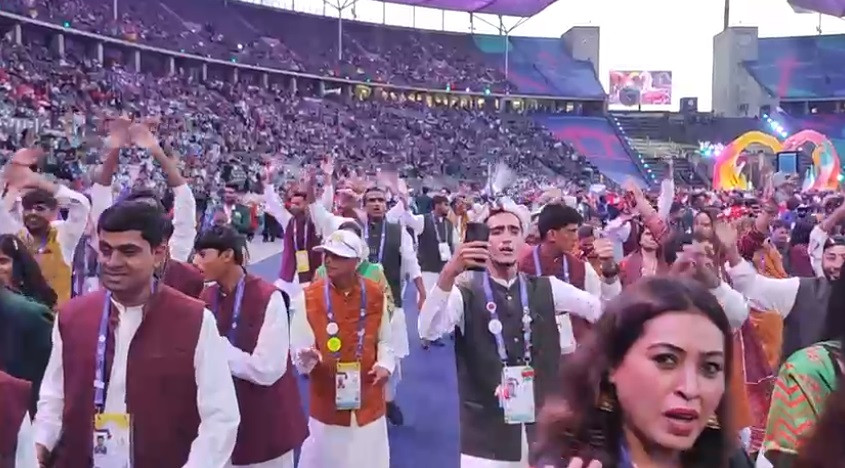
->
[418,202,602,467]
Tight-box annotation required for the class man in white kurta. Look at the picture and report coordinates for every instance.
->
[291,230,395,468]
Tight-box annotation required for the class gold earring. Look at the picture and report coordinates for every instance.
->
[598,392,616,413]
[705,414,720,430]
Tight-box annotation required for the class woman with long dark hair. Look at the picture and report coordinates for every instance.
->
[534,276,744,467]
[0,235,53,413]
[0,234,58,310]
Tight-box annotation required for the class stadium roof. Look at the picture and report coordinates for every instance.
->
[378,0,557,17]
[788,0,845,17]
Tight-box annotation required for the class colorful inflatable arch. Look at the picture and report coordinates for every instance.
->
[781,130,841,191]
[712,132,782,191]
[712,130,841,191]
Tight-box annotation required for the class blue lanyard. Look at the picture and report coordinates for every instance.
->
[212,275,247,344]
[95,281,156,411]
[481,272,532,366]
[94,292,113,411]
[532,246,569,283]
[324,277,367,360]
[618,443,635,468]
[292,218,308,252]
[364,220,387,264]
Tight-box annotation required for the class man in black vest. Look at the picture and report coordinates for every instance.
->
[411,194,459,348]
[362,187,425,425]
[418,203,602,467]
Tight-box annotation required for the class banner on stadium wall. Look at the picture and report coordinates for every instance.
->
[608,70,673,106]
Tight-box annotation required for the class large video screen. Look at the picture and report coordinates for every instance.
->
[608,70,673,106]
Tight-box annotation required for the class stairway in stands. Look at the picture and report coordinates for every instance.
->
[612,113,709,187]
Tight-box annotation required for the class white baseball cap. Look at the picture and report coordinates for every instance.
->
[314,229,365,259]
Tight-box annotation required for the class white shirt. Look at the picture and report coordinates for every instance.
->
[583,262,623,302]
[726,260,801,320]
[16,411,37,468]
[90,183,197,262]
[0,185,91,266]
[34,300,240,468]
[262,182,334,231]
[221,290,290,385]
[709,280,751,329]
[310,202,422,280]
[390,206,461,253]
[808,224,829,278]
[418,273,603,353]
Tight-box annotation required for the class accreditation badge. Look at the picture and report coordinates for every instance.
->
[93,413,132,468]
[438,242,451,262]
[335,362,362,410]
[295,250,311,273]
[501,366,536,424]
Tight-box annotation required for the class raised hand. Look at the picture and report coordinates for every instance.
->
[444,241,489,276]
[128,123,159,150]
[592,237,614,260]
[104,115,131,149]
[713,221,738,252]
[320,157,335,176]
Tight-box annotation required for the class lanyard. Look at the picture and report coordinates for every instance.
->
[431,215,445,243]
[212,275,247,344]
[618,443,635,468]
[292,218,308,251]
[94,281,156,411]
[94,292,113,411]
[481,272,532,366]
[532,246,569,283]
[364,220,387,264]
[323,277,367,360]
[74,248,90,297]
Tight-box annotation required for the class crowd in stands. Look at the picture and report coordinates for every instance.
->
[7,0,509,92]
[0,30,595,222]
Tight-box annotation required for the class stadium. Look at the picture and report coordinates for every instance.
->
[4,0,845,466]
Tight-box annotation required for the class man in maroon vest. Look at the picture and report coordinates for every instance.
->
[193,225,308,467]
[0,370,36,467]
[518,203,621,346]
[34,201,240,468]
[262,164,332,296]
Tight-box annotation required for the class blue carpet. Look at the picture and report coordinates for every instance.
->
[248,254,460,468]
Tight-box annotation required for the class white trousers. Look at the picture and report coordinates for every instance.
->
[226,450,295,468]
[298,416,389,468]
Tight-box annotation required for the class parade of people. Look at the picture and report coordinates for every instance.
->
[3,0,845,467]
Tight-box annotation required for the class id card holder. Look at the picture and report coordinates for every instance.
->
[555,313,576,354]
[335,362,362,410]
[438,242,451,262]
[295,250,311,273]
[93,413,132,468]
[501,366,536,424]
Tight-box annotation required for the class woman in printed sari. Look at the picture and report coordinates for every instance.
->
[757,267,845,467]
